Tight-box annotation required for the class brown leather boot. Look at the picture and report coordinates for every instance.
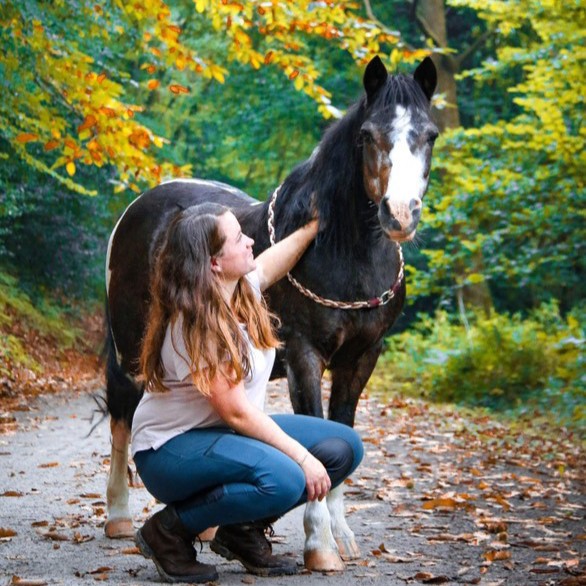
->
[210,521,297,576]
[136,506,219,583]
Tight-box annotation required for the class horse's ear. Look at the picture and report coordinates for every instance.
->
[363,56,388,102]
[413,57,437,102]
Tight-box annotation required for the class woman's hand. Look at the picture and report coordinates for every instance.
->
[300,453,331,501]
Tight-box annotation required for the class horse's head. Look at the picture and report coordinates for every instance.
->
[360,56,438,242]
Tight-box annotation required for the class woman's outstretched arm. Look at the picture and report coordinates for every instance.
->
[255,219,318,292]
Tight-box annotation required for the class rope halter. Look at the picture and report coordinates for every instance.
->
[267,185,404,310]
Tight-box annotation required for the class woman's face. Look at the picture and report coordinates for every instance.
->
[213,212,256,280]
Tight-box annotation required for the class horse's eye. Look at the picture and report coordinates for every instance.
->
[427,131,439,145]
[360,129,374,144]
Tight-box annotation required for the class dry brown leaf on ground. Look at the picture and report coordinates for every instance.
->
[10,578,48,586]
[413,571,451,584]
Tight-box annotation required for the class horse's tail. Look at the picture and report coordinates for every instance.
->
[104,301,144,430]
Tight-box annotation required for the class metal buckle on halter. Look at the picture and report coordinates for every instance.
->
[378,290,394,305]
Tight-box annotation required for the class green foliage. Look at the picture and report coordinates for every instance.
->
[413,0,585,311]
[0,271,81,374]
[0,149,112,301]
[375,302,585,428]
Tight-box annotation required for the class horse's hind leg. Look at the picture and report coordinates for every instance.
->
[327,342,383,559]
[105,417,134,538]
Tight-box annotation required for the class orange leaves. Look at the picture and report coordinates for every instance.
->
[128,128,152,150]
[77,114,97,132]
[169,84,190,95]
[0,527,17,538]
[44,140,59,151]
[15,133,39,144]
[147,79,160,90]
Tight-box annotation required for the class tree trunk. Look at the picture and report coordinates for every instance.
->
[413,0,492,313]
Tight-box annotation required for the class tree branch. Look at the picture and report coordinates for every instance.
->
[455,28,495,69]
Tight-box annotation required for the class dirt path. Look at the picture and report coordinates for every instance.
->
[1,381,584,585]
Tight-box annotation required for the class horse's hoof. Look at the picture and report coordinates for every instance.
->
[304,549,346,572]
[105,518,134,539]
[197,526,218,542]
[335,537,361,560]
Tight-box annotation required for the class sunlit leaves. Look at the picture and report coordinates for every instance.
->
[0,0,417,195]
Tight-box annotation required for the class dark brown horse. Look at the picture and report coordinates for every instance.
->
[104,56,437,571]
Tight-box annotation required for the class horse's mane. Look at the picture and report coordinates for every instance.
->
[273,73,429,254]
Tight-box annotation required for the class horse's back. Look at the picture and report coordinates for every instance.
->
[107,179,256,373]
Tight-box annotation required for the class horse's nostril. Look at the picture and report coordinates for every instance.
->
[409,198,422,211]
[390,217,402,231]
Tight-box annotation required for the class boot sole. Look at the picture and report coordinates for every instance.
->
[210,539,298,577]
[136,529,219,583]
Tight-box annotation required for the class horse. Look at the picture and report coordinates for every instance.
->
[104,55,437,571]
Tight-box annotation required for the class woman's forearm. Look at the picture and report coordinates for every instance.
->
[223,402,308,463]
[255,219,319,291]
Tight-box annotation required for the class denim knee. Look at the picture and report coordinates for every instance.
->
[258,460,306,514]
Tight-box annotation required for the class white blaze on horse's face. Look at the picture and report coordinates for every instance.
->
[361,104,437,242]
[380,105,437,241]
[360,55,438,242]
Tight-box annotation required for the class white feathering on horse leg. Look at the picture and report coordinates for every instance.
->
[327,484,360,560]
[303,499,346,571]
[104,418,134,539]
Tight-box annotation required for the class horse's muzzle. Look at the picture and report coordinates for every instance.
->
[379,197,420,241]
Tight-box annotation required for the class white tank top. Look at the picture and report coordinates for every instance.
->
[131,270,275,455]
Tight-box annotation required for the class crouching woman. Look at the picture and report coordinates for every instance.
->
[131,203,363,583]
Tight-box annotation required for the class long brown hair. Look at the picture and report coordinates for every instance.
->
[140,203,280,395]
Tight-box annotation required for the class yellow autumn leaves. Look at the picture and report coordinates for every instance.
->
[2,0,414,195]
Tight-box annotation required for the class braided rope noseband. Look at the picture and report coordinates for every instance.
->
[267,185,404,310]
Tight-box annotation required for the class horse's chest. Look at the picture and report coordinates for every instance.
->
[323,310,392,354]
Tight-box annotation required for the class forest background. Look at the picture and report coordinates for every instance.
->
[0,0,584,433]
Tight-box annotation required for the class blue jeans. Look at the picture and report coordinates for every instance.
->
[134,414,363,534]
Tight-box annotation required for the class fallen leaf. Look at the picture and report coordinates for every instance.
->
[483,550,511,562]
[413,572,450,584]
[422,497,460,510]
[10,578,48,586]
[1,491,24,497]
[42,530,69,542]
[88,567,112,574]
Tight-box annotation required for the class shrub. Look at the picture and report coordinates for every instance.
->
[375,302,585,427]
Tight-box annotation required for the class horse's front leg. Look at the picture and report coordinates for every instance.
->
[327,342,383,559]
[104,417,134,538]
[303,499,345,571]
[286,338,345,571]
[327,484,359,560]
